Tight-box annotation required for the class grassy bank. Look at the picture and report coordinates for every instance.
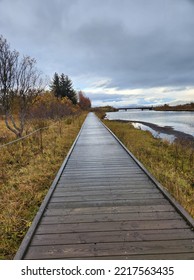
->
[102,119,194,218]
[0,113,86,259]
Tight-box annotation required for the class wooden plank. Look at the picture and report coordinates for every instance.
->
[50,193,164,202]
[64,253,194,260]
[61,171,145,177]
[36,219,189,235]
[60,174,152,179]
[63,167,143,171]
[31,229,194,246]
[63,167,141,172]
[47,199,169,209]
[24,239,194,259]
[57,182,154,188]
[44,204,175,216]
[53,188,160,196]
[41,211,180,224]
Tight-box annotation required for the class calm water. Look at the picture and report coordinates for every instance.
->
[106,110,194,138]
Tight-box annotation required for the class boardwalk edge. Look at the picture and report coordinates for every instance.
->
[98,114,194,229]
[14,114,88,260]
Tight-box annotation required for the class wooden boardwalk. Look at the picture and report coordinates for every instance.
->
[15,113,194,259]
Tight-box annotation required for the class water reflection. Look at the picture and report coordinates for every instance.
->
[132,122,175,142]
[106,110,194,137]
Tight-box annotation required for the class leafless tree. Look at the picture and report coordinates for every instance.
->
[0,35,44,138]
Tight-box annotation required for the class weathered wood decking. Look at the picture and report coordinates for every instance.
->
[15,113,194,259]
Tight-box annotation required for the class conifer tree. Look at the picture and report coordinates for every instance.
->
[50,72,61,97]
[50,73,77,104]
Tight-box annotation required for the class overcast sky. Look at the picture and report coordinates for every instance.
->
[0,0,194,107]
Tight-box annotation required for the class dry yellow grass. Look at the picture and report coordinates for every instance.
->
[0,118,14,143]
[0,113,86,259]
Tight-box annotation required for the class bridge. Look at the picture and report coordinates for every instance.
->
[118,106,153,111]
[15,113,194,259]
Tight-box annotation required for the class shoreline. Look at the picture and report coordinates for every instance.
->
[153,109,194,112]
[106,118,194,145]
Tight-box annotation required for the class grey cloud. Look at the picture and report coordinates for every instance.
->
[0,0,194,105]
[87,93,141,102]
[162,87,188,93]
[88,92,168,108]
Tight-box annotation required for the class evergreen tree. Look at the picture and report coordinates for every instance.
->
[60,73,77,104]
[50,73,77,104]
[50,72,61,97]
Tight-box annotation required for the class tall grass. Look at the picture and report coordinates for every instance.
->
[103,120,194,218]
[0,113,86,259]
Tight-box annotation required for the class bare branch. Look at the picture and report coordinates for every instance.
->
[0,35,44,138]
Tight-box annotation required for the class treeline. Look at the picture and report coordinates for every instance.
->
[92,105,118,119]
[0,35,91,138]
[92,105,117,112]
[155,102,194,111]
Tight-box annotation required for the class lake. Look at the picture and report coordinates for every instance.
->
[106,110,194,141]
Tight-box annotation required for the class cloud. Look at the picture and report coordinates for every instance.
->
[90,79,112,88]
[85,85,194,107]
[0,0,194,106]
